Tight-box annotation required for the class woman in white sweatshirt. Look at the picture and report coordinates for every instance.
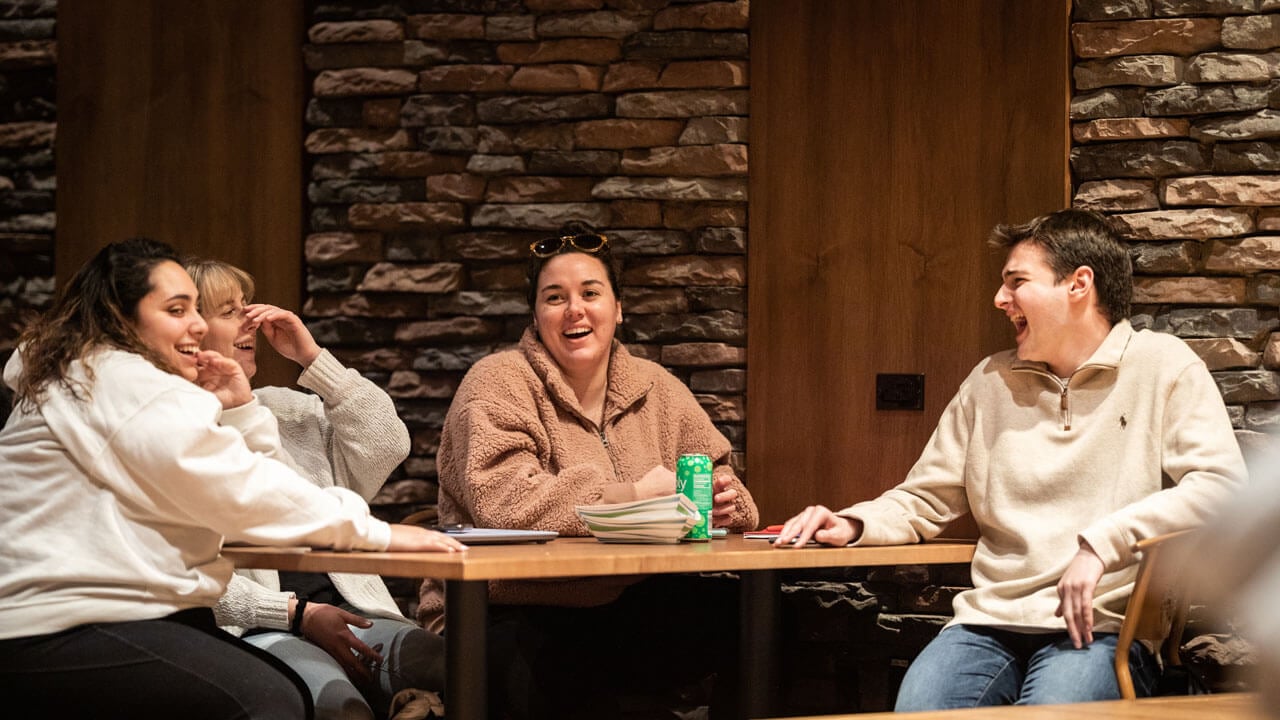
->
[187,258,443,720]
[0,239,463,720]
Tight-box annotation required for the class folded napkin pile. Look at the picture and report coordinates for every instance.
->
[574,493,702,544]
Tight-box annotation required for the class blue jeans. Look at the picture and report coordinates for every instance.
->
[895,625,1159,710]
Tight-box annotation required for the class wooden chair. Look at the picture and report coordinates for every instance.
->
[1114,530,1196,699]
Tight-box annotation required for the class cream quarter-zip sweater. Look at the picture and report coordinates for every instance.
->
[838,321,1246,634]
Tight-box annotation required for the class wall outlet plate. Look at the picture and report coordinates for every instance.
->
[876,373,925,411]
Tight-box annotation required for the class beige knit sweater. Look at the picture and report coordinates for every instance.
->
[839,321,1246,634]
[418,328,758,631]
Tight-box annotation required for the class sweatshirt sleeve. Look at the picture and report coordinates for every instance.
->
[1079,360,1247,571]
[219,397,290,461]
[100,384,392,551]
[295,348,411,500]
[837,384,972,545]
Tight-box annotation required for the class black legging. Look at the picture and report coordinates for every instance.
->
[0,608,312,720]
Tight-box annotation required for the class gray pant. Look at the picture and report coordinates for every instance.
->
[245,618,445,720]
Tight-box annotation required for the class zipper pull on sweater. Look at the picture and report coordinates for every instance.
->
[1060,384,1071,431]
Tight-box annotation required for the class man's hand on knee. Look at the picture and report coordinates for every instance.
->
[1055,543,1104,648]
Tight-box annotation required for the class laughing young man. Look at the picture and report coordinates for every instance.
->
[776,209,1246,708]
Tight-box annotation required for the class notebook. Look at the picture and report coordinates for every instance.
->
[441,528,558,545]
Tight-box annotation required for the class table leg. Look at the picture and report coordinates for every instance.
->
[740,569,780,719]
[445,579,488,720]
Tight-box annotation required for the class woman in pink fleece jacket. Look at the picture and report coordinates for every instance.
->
[422,221,758,719]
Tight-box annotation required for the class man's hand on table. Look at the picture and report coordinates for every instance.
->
[773,505,861,547]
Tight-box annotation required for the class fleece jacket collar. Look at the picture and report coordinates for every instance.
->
[518,326,652,429]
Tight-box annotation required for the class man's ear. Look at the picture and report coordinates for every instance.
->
[1068,266,1094,301]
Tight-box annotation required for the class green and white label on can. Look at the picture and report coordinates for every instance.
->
[677,453,713,541]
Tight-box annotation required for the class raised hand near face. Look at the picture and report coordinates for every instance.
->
[243,304,322,369]
[194,349,254,409]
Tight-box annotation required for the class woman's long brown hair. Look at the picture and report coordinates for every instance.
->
[13,238,182,409]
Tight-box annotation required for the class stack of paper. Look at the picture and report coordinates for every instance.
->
[574,493,702,544]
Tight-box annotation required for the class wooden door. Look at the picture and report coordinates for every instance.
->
[56,0,304,388]
[748,0,1070,528]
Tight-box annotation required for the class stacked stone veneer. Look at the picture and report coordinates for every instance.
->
[0,0,55,408]
[1071,0,1280,455]
[302,0,750,525]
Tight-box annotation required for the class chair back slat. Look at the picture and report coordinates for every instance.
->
[1115,530,1196,699]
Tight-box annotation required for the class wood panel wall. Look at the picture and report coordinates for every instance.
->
[56,0,304,388]
[748,0,1070,527]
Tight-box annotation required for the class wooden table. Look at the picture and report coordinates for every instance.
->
[223,535,976,720]
[768,692,1265,719]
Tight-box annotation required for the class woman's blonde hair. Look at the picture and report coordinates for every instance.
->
[183,258,256,316]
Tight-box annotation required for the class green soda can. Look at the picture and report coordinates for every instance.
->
[677,453,714,541]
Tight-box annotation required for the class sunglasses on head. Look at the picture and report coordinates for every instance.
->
[529,232,609,258]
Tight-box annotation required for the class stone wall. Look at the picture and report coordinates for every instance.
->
[302,0,751,528]
[1071,0,1280,458]
[0,0,56,408]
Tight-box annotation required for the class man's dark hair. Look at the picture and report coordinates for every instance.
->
[989,209,1133,325]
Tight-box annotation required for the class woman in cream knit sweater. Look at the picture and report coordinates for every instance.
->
[188,259,444,720]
